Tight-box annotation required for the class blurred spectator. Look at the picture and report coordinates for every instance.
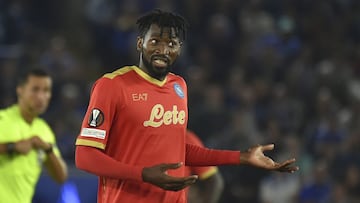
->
[344,164,360,202]
[39,36,79,82]
[189,83,230,141]
[260,172,300,203]
[299,161,333,203]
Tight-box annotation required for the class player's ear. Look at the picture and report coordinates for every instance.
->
[177,46,182,56]
[136,37,143,51]
[177,42,183,56]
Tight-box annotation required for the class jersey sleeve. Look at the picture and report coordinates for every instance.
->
[75,77,121,150]
[0,111,12,143]
[186,130,219,180]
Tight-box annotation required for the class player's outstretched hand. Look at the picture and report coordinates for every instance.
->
[142,162,198,191]
[240,144,299,173]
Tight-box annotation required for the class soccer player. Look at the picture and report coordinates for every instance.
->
[185,130,224,203]
[0,69,68,203]
[75,9,299,203]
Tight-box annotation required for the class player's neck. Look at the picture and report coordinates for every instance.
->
[138,62,167,81]
[18,104,36,124]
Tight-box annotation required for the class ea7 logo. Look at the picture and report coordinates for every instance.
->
[132,93,148,101]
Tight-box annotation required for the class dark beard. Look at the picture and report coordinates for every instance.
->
[141,53,172,80]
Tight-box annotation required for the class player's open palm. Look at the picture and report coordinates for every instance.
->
[240,144,299,173]
[142,162,198,191]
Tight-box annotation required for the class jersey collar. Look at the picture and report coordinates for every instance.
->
[132,66,168,87]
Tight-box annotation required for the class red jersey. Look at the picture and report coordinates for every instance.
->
[185,130,218,179]
[76,66,188,203]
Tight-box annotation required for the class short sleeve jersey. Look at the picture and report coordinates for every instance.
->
[0,105,61,203]
[76,66,189,203]
[185,130,218,179]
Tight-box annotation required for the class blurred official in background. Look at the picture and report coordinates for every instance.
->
[0,69,68,203]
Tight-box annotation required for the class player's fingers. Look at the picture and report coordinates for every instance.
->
[162,184,182,191]
[161,162,183,171]
[279,165,299,172]
[288,166,299,172]
[183,175,198,184]
[162,176,197,191]
[166,176,197,187]
[278,158,296,167]
[163,183,189,191]
[261,144,275,152]
[165,175,198,184]
[276,159,299,172]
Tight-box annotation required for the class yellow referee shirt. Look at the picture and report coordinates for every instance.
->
[0,105,61,203]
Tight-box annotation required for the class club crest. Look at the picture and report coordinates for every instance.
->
[174,83,184,98]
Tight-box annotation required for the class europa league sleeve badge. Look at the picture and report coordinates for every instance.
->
[88,108,105,127]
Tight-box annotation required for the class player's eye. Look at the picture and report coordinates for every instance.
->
[169,41,179,48]
[150,39,157,44]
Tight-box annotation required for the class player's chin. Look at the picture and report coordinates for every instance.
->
[153,66,171,75]
[35,105,48,115]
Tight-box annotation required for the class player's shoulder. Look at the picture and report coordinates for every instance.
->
[0,107,7,117]
[35,116,49,126]
[102,66,136,80]
[168,72,187,85]
[0,107,9,123]
[93,66,135,87]
[0,105,20,121]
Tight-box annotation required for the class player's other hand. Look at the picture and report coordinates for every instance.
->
[30,136,51,151]
[240,144,299,173]
[14,138,33,154]
[142,162,198,191]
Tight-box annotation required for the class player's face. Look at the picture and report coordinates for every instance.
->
[137,24,182,80]
[17,75,52,116]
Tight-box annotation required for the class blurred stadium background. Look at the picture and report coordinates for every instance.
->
[1,0,360,202]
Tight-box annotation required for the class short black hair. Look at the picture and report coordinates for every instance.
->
[136,9,188,42]
[17,69,50,86]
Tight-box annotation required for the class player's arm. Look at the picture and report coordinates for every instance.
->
[31,136,68,183]
[76,145,143,180]
[43,150,68,184]
[185,143,299,173]
[0,139,33,155]
[185,143,240,166]
[0,144,7,154]
[75,145,198,191]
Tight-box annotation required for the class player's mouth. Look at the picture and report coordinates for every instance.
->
[152,56,169,68]
[34,103,48,114]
